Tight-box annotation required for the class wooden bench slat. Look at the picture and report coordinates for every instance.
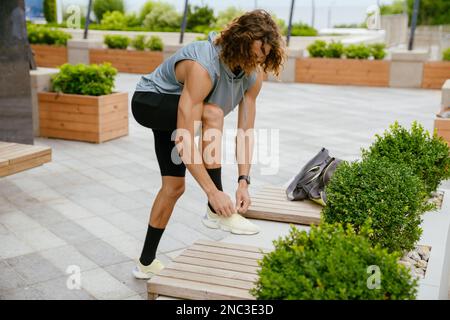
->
[181,249,260,267]
[158,268,255,290]
[249,199,322,213]
[0,142,51,177]
[195,239,271,254]
[167,262,259,283]
[148,275,255,300]
[188,244,265,260]
[174,255,259,275]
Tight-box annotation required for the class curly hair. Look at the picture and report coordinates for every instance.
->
[215,10,286,77]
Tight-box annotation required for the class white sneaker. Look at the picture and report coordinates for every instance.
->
[132,259,164,280]
[202,205,260,235]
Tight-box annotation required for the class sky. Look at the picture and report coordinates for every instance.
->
[27,0,399,30]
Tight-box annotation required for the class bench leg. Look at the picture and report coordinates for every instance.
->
[148,292,158,300]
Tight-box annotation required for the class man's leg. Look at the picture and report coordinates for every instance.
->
[200,104,225,213]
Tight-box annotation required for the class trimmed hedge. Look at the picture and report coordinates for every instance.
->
[43,0,57,23]
[443,48,450,61]
[146,36,164,51]
[93,0,124,22]
[322,157,432,253]
[362,121,450,195]
[51,63,117,96]
[251,223,418,300]
[27,24,72,46]
[307,40,386,60]
[104,34,130,49]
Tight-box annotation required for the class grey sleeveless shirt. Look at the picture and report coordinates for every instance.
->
[135,32,257,118]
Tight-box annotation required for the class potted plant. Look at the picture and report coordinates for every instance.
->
[89,34,164,74]
[296,40,390,87]
[422,47,450,89]
[27,23,71,68]
[322,121,450,299]
[252,223,418,299]
[38,63,128,143]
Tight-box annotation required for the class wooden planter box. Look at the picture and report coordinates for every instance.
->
[434,117,450,145]
[89,48,164,74]
[295,58,390,87]
[31,44,68,68]
[38,91,128,143]
[422,62,450,89]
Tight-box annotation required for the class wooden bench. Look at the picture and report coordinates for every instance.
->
[0,142,51,177]
[147,240,271,300]
[241,185,322,225]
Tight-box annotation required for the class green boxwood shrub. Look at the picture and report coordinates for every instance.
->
[43,0,57,23]
[369,43,387,60]
[93,0,124,22]
[287,22,318,37]
[146,36,164,51]
[344,44,371,59]
[51,63,117,96]
[143,2,181,31]
[443,48,450,61]
[187,4,216,32]
[324,41,344,58]
[307,40,327,58]
[362,121,450,195]
[131,35,146,51]
[307,40,386,60]
[251,223,418,300]
[322,157,433,253]
[104,34,130,49]
[27,24,72,46]
[100,10,127,30]
[213,6,244,30]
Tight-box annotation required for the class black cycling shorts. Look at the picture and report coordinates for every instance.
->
[131,91,186,177]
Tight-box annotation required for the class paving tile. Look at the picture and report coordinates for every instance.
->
[39,244,99,274]
[0,261,26,291]
[102,233,142,260]
[74,238,130,268]
[6,252,64,285]
[0,286,43,300]
[0,234,35,259]
[68,196,122,216]
[13,227,67,251]
[104,261,147,294]
[80,268,136,300]
[30,276,95,300]
[106,211,145,233]
[20,204,69,227]
[0,210,42,232]
[75,217,124,239]
[46,220,97,244]
[47,200,95,220]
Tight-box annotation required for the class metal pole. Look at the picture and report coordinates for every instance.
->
[311,0,315,28]
[286,0,295,47]
[180,0,188,44]
[408,0,420,50]
[83,0,92,39]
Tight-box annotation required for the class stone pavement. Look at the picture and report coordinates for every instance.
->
[0,72,446,300]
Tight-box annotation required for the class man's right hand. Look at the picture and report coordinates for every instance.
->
[207,189,236,217]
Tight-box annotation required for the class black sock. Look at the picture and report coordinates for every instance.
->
[206,167,223,214]
[139,225,165,266]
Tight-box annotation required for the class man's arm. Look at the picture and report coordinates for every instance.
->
[235,72,263,212]
[176,61,236,216]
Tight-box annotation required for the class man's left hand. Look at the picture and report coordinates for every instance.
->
[235,185,251,214]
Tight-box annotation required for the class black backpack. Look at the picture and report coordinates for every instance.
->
[286,148,342,206]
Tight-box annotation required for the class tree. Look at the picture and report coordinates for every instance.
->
[93,0,124,23]
[187,4,216,31]
[43,0,57,23]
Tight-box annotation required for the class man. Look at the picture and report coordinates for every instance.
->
[131,10,286,279]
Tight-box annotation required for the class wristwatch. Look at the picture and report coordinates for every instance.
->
[238,175,251,185]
